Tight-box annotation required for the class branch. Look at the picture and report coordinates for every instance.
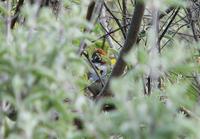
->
[104,2,126,39]
[159,7,174,19]
[86,1,96,22]
[99,6,115,49]
[179,107,200,120]
[82,52,105,87]
[92,23,131,43]
[158,8,180,42]
[77,1,103,56]
[10,0,24,29]
[122,0,127,34]
[96,1,145,99]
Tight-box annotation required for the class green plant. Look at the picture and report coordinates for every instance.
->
[0,0,200,139]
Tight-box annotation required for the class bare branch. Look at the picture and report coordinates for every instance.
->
[96,1,145,99]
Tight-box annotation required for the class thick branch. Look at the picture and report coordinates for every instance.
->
[86,1,95,21]
[10,0,24,29]
[96,1,145,99]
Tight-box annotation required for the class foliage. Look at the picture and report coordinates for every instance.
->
[0,0,200,139]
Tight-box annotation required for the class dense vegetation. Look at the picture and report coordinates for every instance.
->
[1,0,200,138]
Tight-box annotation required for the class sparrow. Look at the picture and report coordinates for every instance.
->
[85,48,108,98]
[88,48,108,82]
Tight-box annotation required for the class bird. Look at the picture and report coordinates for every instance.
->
[88,48,108,82]
[85,48,117,98]
[83,48,117,111]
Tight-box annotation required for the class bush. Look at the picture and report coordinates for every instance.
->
[0,0,200,139]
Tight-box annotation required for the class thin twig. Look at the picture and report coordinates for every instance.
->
[82,52,105,87]
[104,2,126,39]
[159,8,180,42]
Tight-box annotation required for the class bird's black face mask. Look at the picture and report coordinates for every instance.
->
[91,52,102,64]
